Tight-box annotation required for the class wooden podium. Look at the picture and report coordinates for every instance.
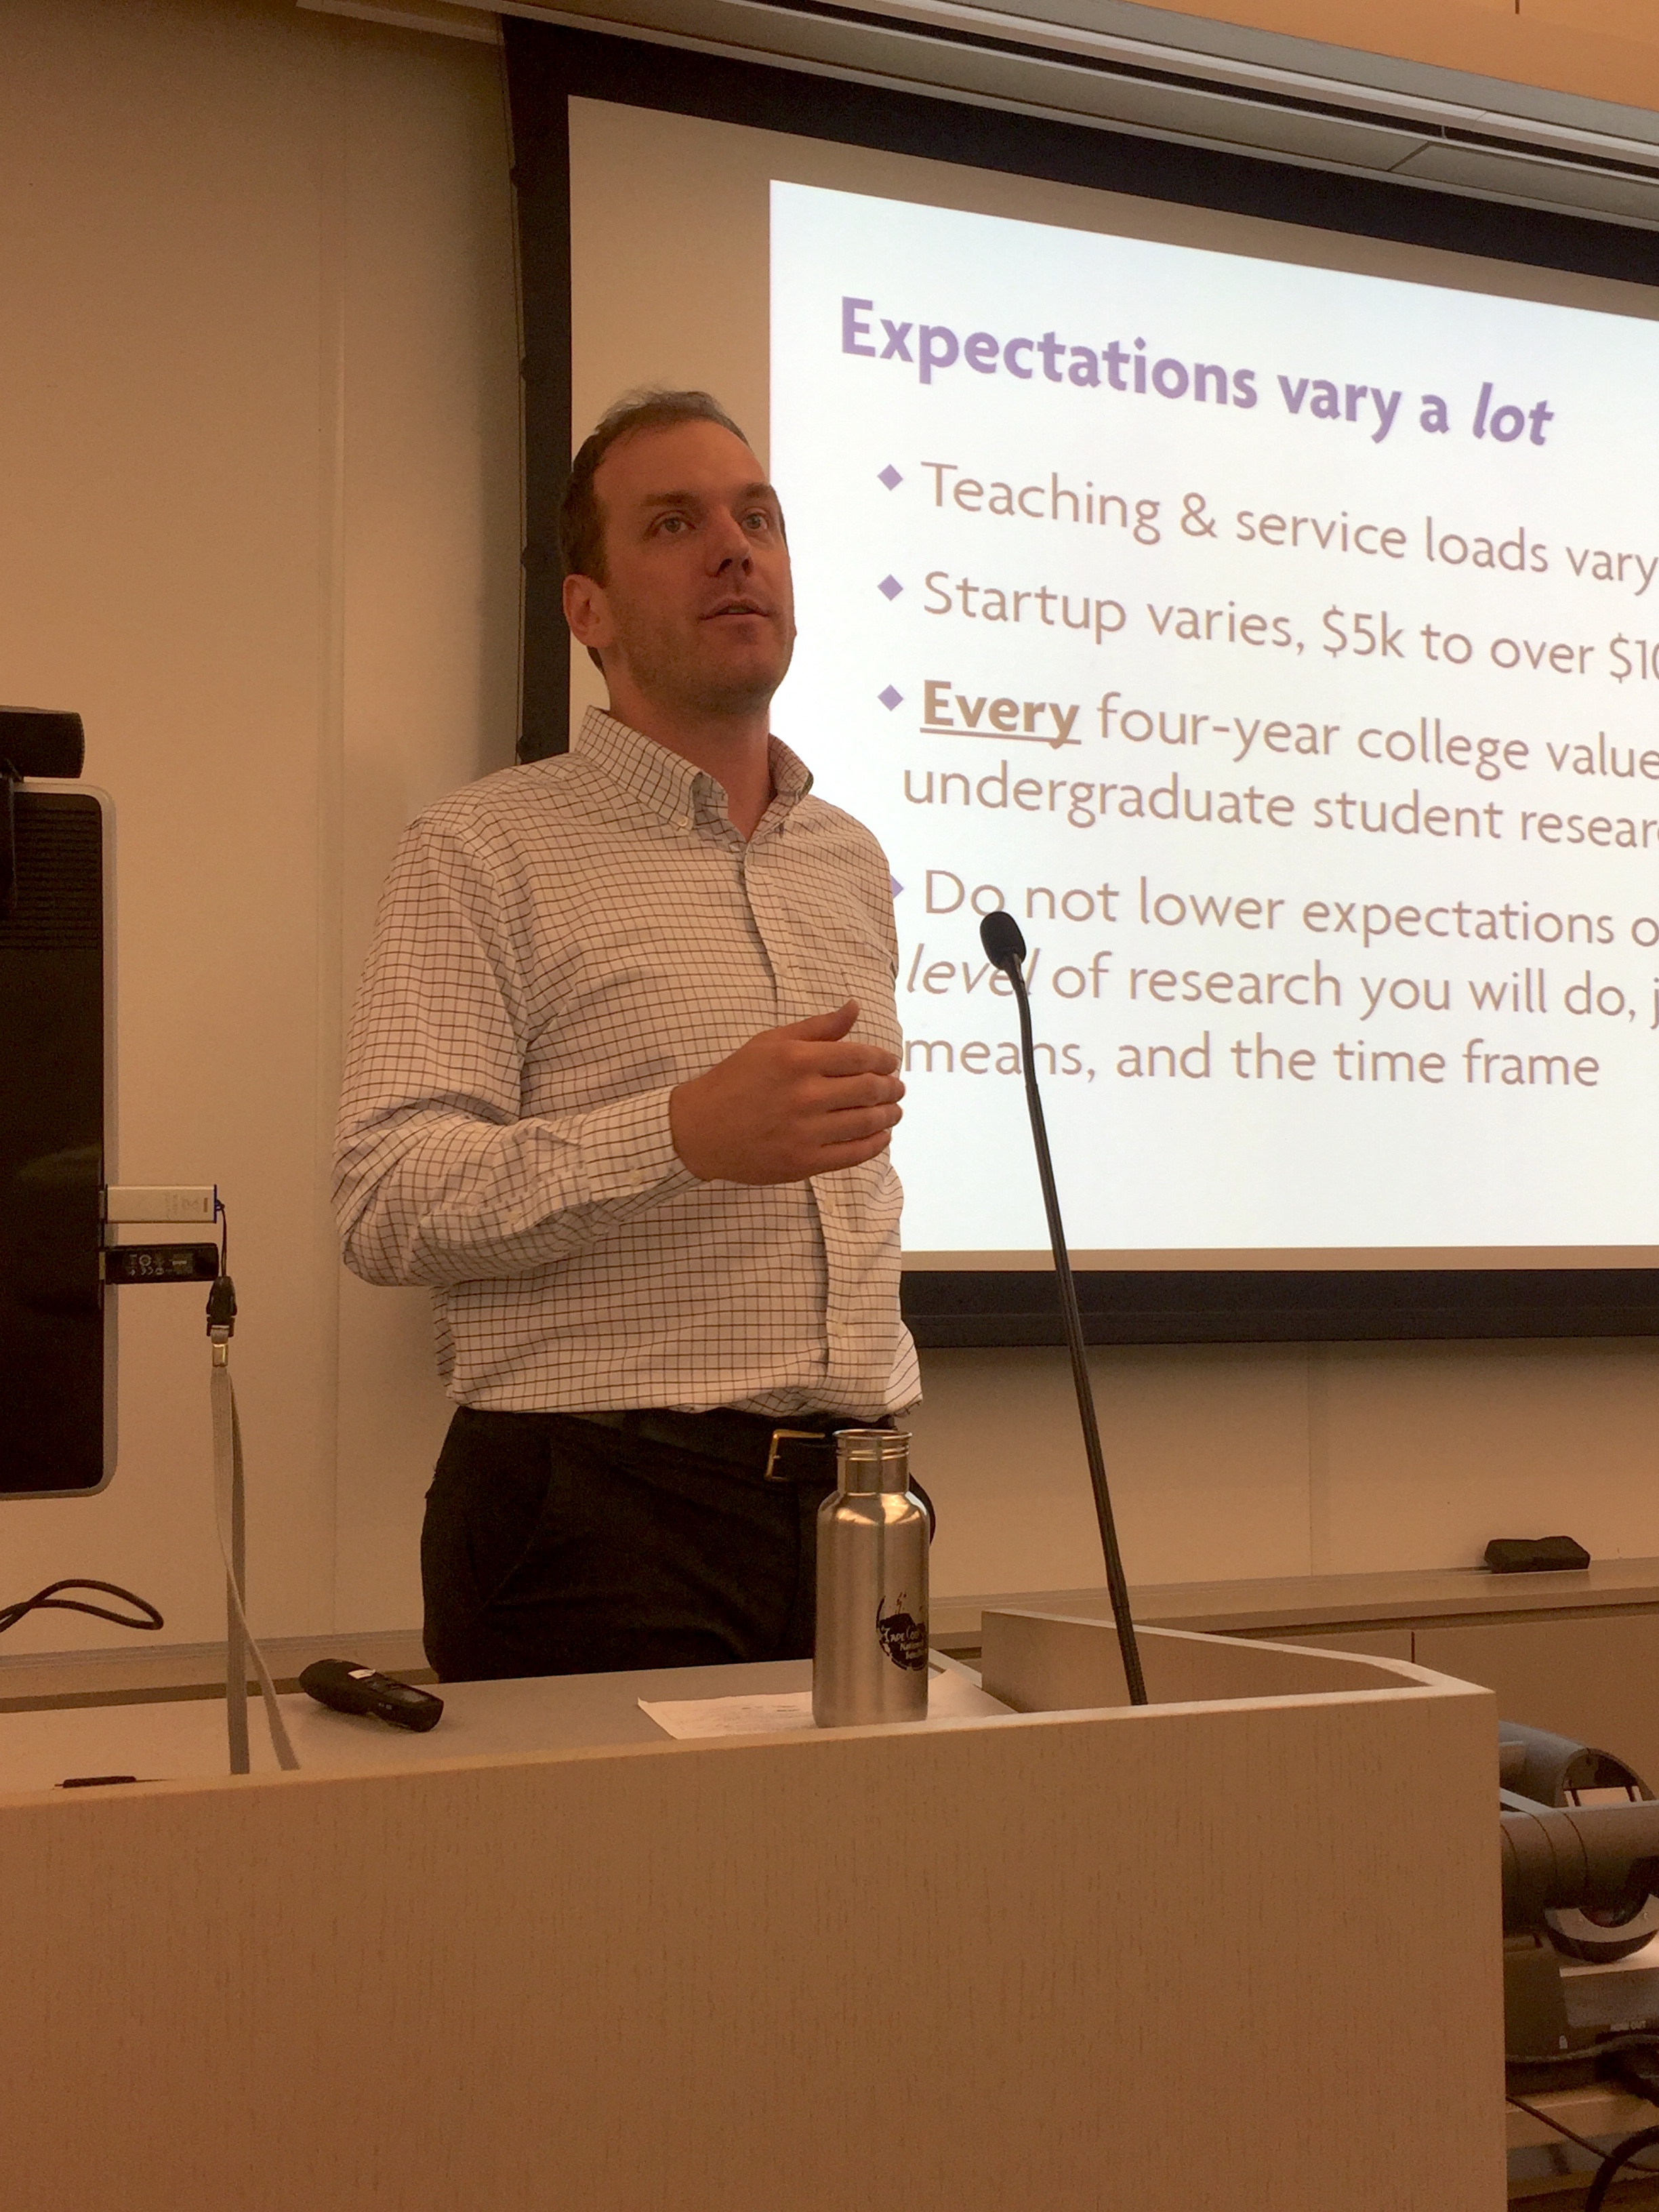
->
[0,1615,1502,2211]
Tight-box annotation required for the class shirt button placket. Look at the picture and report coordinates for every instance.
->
[752,823,853,1391]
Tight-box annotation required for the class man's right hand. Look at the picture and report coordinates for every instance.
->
[669,1000,904,1184]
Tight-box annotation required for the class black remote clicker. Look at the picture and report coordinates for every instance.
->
[298,1659,444,1732]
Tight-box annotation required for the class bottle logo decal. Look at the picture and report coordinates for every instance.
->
[877,1595,928,1673]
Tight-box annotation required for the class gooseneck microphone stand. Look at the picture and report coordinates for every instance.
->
[980,911,1147,1706]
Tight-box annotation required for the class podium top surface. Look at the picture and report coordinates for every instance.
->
[0,1620,1481,1801]
[933,1555,1659,1639]
[0,1656,1015,1795]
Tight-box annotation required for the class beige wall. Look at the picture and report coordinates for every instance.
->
[0,0,518,1645]
[915,1338,1659,1596]
[2,0,1655,1650]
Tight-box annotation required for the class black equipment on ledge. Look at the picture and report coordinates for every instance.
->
[979,909,1146,1708]
[1486,1535,1591,1574]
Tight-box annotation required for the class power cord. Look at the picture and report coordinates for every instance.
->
[1612,2047,1659,2108]
[0,1161,176,1639]
[0,1580,162,1636]
[1509,2081,1659,2206]
[1509,2036,1659,2068]
[1507,2093,1656,2169]
[1588,2127,1659,2210]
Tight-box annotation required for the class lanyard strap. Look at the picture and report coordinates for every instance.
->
[209,1330,298,1774]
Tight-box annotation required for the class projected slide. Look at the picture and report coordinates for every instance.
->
[770,180,1659,1257]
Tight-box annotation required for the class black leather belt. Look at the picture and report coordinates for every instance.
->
[569,1406,890,1483]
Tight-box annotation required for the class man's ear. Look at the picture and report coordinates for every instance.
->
[562,572,614,653]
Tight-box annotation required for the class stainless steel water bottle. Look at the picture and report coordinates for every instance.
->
[813,1428,929,1727]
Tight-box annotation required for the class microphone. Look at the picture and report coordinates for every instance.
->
[980,911,1147,1706]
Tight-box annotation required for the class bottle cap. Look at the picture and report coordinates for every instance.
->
[834,1427,912,1494]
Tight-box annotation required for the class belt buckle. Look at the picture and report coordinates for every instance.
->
[764,1428,829,1483]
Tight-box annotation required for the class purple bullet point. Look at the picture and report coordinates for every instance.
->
[890,876,903,897]
[878,464,903,491]
[878,684,903,711]
[878,575,903,600]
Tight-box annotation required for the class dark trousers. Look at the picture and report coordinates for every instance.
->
[422,1406,838,1682]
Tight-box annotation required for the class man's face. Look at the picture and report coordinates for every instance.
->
[567,419,796,720]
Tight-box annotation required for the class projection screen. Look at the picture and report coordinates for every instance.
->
[508,23,1659,1340]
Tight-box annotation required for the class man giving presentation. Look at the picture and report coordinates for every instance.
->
[334,388,919,1681]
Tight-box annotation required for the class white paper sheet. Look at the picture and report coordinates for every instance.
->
[638,1664,1009,1740]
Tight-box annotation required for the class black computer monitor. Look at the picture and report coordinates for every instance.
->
[0,712,114,1496]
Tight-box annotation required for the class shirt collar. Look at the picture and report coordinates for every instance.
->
[573,705,813,829]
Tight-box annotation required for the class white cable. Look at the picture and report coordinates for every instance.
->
[209,1337,298,1774]
[220,1344,248,1774]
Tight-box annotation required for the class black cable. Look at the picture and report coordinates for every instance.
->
[208,1197,236,1342]
[1587,2125,1659,2210]
[1612,2047,1659,2110]
[1509,2035,1659,2068]
[0,1579,163,1636]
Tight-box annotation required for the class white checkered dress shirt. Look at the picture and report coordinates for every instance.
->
[333,707,920,1418]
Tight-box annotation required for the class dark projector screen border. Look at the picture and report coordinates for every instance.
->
[501,17,1659,1347]
[899,1266,1659,1348]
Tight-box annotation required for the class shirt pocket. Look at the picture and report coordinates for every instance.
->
[783,911,901,1059]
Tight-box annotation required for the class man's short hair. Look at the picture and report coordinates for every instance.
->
[559,388,750,586]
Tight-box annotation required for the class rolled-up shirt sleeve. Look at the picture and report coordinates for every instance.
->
[333,816,695,1288]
